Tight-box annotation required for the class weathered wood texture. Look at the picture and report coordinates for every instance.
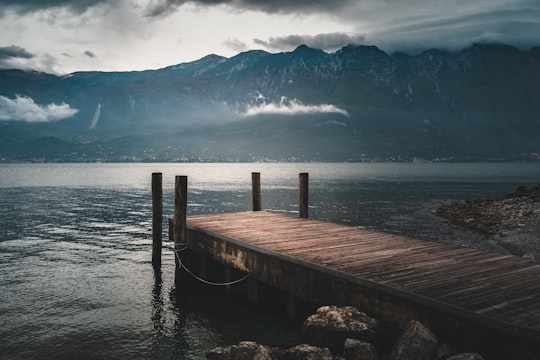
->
[173,176,189,286]
[151,172,162,267]
[186,211,540,357]
[252,172,261,211]
[174,176,188,254]
[298,173,308,218]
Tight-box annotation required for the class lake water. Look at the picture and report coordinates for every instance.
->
[1,162,539,359]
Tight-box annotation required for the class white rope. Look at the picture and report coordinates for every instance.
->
[166,244,250,286]
[173,243,188,252]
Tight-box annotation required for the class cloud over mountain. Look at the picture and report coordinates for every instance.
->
[0,45,34,60]
[254,33,365,52]
[0,95,78,122]
[242,97,349,117]
[363,2,540,53]
[0,45,35,69]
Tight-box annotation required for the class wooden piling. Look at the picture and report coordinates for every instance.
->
[252,172,261,211]
[174,176,188,267]
[151,172,162,267]
[168,218,174,242]
[299,172,308,218]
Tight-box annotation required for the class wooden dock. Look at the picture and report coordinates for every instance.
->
[185,211,540,358]
[152,172,540,359]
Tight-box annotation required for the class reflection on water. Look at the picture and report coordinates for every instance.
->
[1,163,539,359]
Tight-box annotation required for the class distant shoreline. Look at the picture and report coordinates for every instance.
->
[1,159,540,164]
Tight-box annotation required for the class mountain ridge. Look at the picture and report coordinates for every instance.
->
[1,43,539,162]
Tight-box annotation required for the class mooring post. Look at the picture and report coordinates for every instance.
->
[174,176,188,270]
[168,218,174,242]
[252,172,261,211]
[152,172,163,267]
[299,172,309,218]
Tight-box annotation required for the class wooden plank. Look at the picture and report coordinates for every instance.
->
[442,277,540,310]
[335,248,464,274]
[418,264,540,299]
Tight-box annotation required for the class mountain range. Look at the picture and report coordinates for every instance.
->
[1,43,539,162]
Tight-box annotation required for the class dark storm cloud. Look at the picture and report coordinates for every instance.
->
[84,50,96,58]
[0,0,107,15]
[0,45,36,69]
[223,38,249,53]
[144,0,354,17]
[368,3,540,52]
[0,45,34,59]
[144,0,540,52]
[254,33,365,52]
[376,6,540,37]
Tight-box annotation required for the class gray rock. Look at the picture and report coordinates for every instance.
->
[286,344,333,360]
[446,354,484,360]
[302,306,377,354]
[390,320,438,360]
[206,341,275,360]
[435,342,453,359]
[206,346,231,360]
[269,346,288,359]
[206,341,335,360]
[343,338,378,360]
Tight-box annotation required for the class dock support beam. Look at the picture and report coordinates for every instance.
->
[252,172,261,211]
[152,172,163,267]
[247,277,259,305]
[224,266,232,296]
[299,172,309,218]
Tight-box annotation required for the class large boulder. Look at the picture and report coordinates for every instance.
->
[302,306,377,354]
[390,320,438,360]
[343,338,378,360]
[206,341,275,360]
[434,342,453,359]
[285,344,334,360]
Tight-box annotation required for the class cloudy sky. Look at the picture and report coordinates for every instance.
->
[0,0,539,74]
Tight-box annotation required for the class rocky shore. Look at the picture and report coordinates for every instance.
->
[434,184,540,260]
[206,306,484,360]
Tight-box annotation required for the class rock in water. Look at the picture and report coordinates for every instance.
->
[446,354,484,360]
[206,341,334,360]
[343,338,379,360]
[390,320,438,360]
[206,341,274,360]
[302,305,377,355]
[286,344,334,360]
